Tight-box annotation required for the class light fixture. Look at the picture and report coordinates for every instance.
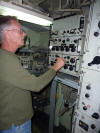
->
[0,1,53,26]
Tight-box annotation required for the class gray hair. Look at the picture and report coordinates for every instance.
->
[0,15,17,44]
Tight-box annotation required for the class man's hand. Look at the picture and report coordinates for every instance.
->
[52,58,66,72]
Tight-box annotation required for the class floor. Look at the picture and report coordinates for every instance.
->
[32,110,71,133]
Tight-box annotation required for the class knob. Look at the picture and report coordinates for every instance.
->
[92,112,100,119]
[65,46,69,52]
[66,38,70,42]
[85,93,90,98]
[86,85,91,90]
[62,40,65,43]
[51,61,54,66]
[91,124,96,129]
[70,58,75,63]
[83,106,87,110]
[52,46,55,51]
[74,39,78,43]
[98,130,100,133]
[55,46,59,51]
[67,56,70,59]
[69,65,73,71]
[58,39,61,42]
[64,64,68,69]
[71,47,76,52]
[98,21,100,29]
[61,46,64,51]
[94,32,99,37]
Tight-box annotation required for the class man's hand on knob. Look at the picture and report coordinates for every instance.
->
[52,58,66,72]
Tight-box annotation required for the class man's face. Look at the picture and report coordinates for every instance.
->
[4,20,26,50]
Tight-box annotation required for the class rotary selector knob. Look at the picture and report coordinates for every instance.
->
[94,32,99,37]
[85,93,90,98]
[62,40,65,43]
[64,64,68,69]
[69,65,73,71]
[86,85,91,90]
[51,61,54,66]
[61,46,64,51]
[55,46,59,51]
[70,58,75,63]
[52,46,55,51]
[71,47,76,52]
[92,112,100,119]
[98,21,100,29]
[91,124,96,129]
[83,106,87,110]
[65,46,69,52]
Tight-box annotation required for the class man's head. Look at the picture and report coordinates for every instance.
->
[0,15,26,53]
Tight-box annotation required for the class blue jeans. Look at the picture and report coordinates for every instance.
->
[0,120,31,133]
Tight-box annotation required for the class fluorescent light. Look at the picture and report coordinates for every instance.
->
[0,1,53,26]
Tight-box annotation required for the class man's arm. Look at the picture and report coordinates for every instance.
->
[3,56,65,92]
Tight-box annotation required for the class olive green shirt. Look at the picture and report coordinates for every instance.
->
[0,48,56,130]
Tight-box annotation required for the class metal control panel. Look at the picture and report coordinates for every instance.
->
[73,0,100,133]
[72,111,100,133]
[49,15,85,77]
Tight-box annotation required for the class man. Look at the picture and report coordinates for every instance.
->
[0,15,65,133]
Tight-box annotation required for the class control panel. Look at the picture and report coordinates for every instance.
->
[49,15,85,77]
[77,69,100,123]
[73,111,100,133]
[73,0,100,133]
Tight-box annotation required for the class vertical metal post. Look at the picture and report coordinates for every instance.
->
[48,78,57,133]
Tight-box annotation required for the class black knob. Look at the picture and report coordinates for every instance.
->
[71,47,76,52]
[55,46,59,51]
[51,61,54,66]
[91,124,96,129]
[98,21,100,29]
[66,38,70,42]
[67,56,70,59]
[69,65,73,71]
[65,46,69,52]
[62,40,65,43]
[70,58,75,63]
[52,46,55,51]
[61,46,64,51]
[94,32,99,37]
[85,93,90,98]
[92,113,100,119]
[98,130,100,133]
[74,39,78,43]
[64,64,68,69]
[86,85,91,90]
[58,39,61,42]
[83,106,87,110]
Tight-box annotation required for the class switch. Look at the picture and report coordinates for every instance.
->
[91,124,96,129]
[88,56,100,66]
[92,112,100,119]
[85,93,90,98]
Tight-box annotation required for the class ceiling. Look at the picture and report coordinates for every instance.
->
[3,0,94,19]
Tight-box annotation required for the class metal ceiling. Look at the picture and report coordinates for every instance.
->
[3,0,94,19]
